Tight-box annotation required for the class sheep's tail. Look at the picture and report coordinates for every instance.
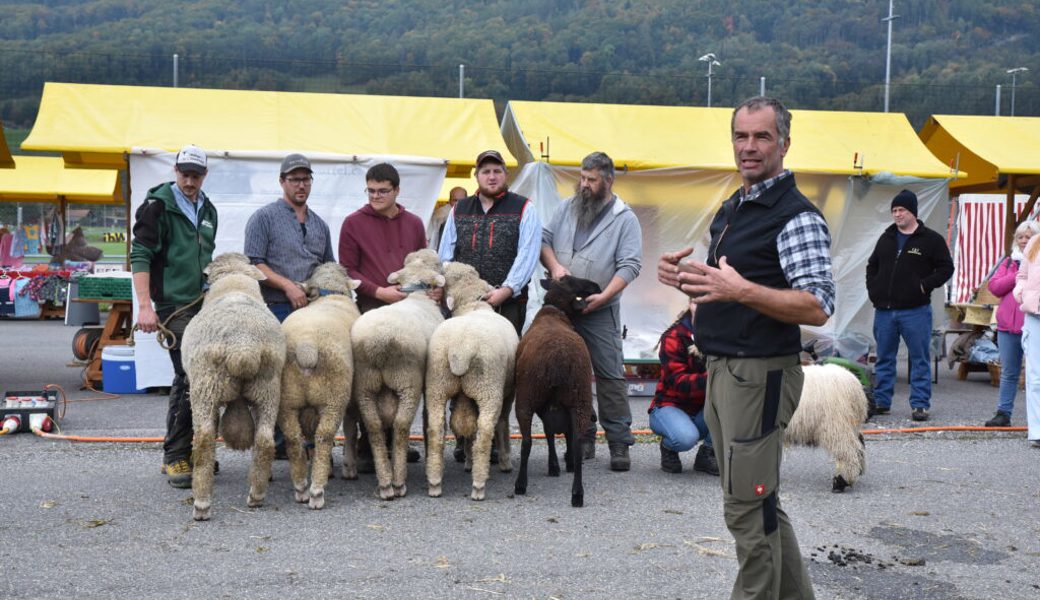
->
[299,406,320,440]
[448,346,478,377]
[292,341,319,372]
[220,399,255,450]
[225,346,262,379]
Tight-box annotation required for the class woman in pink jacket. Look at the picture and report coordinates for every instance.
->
[988,221,1040,427]
[1011,221,1040,446]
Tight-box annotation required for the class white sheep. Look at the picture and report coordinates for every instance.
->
[350,249,445,500]
[425,262,519,501]
[181,252,287,521]
[278,262,361,510]
[786,363,868,493]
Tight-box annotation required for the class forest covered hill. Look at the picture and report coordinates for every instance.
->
[1,0,1038,130]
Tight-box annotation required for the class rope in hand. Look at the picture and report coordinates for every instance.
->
[127,292,206,350]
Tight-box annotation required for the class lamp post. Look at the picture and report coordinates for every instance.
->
[1007,67,1028,116]
[698,53,720,107]
[882,0,899,113]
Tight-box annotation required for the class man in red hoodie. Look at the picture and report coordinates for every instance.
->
[339,162,432,469]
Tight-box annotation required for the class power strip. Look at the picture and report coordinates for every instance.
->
[2,390,59,433]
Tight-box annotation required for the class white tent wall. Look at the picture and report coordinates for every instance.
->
[127,150,446,388]
[512,160,951,360]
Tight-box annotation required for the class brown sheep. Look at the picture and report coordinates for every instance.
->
[514,276,599,508]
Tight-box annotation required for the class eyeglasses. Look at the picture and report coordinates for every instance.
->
[285,176,313,185]
[365,187,396,197]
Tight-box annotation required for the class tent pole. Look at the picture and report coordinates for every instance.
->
[122,156,132,270]
[1005,174,1017,254]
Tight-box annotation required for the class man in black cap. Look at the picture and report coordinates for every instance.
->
[866,189,954,422]
[437,149,541,463]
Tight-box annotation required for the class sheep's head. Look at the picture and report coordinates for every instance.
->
[442,261,492,313]
[388,253,445,294]
[303,262,361,300]
[402,248,443,272]
[204,252,265,284]
[541,276,602,316]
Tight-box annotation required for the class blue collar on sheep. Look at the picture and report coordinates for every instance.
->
[399,282,432,293]
[317,289,349,297]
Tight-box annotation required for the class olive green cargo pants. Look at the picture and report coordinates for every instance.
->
[703,354,815,600]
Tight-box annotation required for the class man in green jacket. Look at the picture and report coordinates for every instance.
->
[130,144,218,488]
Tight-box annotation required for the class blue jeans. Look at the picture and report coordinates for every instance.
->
[649,405,713,452]
[997,330,1023,416]
[267,302,293,323]
[873,304,932,410]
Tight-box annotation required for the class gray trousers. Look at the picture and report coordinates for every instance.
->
[159,305,200,464]
[572,303,633,446]
[703,354,814,600]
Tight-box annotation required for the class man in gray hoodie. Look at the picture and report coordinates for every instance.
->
[540,151,642,471]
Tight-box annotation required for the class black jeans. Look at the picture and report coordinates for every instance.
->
[159,305,200,464]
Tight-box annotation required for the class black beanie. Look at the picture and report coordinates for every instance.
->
[891,189,918,217]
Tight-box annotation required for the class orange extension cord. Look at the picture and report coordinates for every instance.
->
[18,384,1030,443]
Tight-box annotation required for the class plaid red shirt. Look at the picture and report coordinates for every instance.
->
[649,311,707,416]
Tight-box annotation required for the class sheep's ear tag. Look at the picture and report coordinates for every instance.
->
[446,296,455,312]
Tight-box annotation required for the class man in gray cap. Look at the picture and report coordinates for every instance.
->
[244,153,335,322]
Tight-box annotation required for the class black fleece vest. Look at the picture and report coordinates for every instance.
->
[451,191,529,291]
[694,175,822,358]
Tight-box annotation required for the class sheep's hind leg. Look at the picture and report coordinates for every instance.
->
[247,380,278,508]
[307,407,339,510]
[425,393,448,498]
[279,410,310,504]
[190,406,219,521]
[514,414,533,496]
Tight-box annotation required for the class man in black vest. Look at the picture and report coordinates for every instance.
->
[438,149,541,463]
[659,96,834,600]
[437,150,541,335]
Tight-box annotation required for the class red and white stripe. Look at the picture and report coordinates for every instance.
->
[952,195,1032,304]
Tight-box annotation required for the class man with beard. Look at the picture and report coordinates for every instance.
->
[439,150,541,464]
[438,150,540,335]
[245,153,335,322]
[540,151,643,471]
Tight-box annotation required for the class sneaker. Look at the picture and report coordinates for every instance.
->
[911,408,929,422]
[165,459,192,489]
[608,444,630,472]
[1031,440,1040,449]
[693,445,720,476]
[582,438,596,460]
[984,411,1011,427]
[873,405,891,415]
[659,443,682,474]
[161,459,218,474]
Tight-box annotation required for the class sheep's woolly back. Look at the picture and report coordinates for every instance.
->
[786,363,868,486]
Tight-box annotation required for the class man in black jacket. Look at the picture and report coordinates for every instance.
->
[866,190,954,422]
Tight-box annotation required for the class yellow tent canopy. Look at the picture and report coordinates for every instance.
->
[0,156,121,204]
[438,176,473,203]
[0,121,14,168]
[502,100,959,178]
[22,82,514,177]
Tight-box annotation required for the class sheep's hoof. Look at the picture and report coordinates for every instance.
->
[548,465,561,477]
[831,475,851,493]
[393,483,407,498]
[428,483,442,497]
[464,464,472,473]
[294,487,309,503]
[192,503,211,521]
[341,466,358,480]
[498,461,513,473]
[247,493,265,508]
[470,485,486,501]
[571,493,584,508]
[514,483,527,496]
[308,490,325,510]
[377,486,395,501]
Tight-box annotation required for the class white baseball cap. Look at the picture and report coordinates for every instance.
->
[175,144,208,174]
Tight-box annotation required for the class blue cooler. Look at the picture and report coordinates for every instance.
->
[101,346,147,394]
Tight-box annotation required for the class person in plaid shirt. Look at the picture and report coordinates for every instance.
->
[649,301,718,475]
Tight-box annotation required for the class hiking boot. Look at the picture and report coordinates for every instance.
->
[693,444,720,476]
[872,405,890,415]
[582,438,596,461]
[162,459,217,475]
[984,411,1011,427]
[659,443,682,474]
[608,443,630,472]
[453,439,466,463]
[911,408,929,422]
[165,459,192,489]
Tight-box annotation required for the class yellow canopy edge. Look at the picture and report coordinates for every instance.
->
[0,155,121,204]
[920,115,1040,193]
[503,100,957,178]
[22,82,513,174]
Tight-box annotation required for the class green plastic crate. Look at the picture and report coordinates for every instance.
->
[77,276,132,300]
